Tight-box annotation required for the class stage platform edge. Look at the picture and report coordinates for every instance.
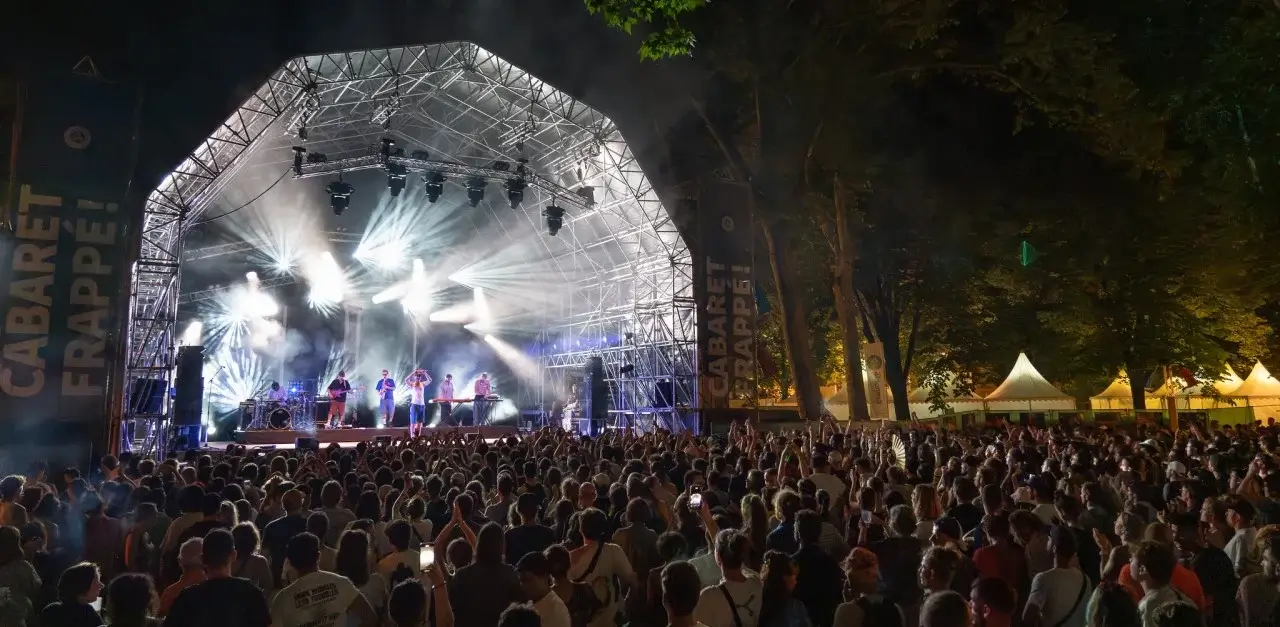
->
[232,425,519,446]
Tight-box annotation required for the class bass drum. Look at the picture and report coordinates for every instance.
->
[268,407,292,430]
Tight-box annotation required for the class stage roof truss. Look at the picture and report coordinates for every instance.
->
[127,42,696,448]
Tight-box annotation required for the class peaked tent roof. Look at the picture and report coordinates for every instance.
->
[985,353,1072,401]
[1230,362,1280,397]
[1092,371,1135,400]
[1149,376,1187,398]
[907,373,982,403]
[1181,364,1244,396]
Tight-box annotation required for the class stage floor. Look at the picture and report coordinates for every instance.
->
[231,425,519,447]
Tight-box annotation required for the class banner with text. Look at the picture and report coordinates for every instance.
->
[864,342,892,420]
[0,71,137,442]
[695,177,757,409]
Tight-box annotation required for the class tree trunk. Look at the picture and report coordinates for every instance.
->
[1128,366,1151,410]
[833,201,869,420]
[763,219,825,422]
[882,338,913,421]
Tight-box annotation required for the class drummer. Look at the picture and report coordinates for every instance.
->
[266,382,287,403]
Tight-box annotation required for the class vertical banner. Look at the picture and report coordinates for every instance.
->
[696,177,756,410]
[864,342,892,420]
[0,68,137,450]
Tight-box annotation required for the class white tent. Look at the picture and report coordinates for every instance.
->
[1175,364,1243,409]
[1090,371,1137,410]
[1228,362,1280,420]
[985,352,1076,411]
[907,373,984,417]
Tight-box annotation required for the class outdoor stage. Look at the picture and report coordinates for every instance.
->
[232,425,520,446]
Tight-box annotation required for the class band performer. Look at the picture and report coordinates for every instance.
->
[437,374,455,426]
[266,382,287,403]
[327,371,352,428]
[474,372,492,425]
[406,368,432,436]
[375,369,397,427]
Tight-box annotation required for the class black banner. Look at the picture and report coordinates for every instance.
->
[695,176,757,409]
[0,69,137,449]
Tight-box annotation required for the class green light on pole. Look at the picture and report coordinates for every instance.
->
[1019,240,1037,267]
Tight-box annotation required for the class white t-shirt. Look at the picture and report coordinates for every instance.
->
[376,550,420,583]
[567,543,635,627]
[410,383,426,406]
[808,472,848,500]
[694,576,763,627]
[1033,503,1060,525]
[533,590,573,627]
[1027,567,1088,627]
[352,574,388,627]
[270,570,362,627]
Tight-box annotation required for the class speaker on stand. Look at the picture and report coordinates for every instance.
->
[582,356,608,436]
[172,346,205,451]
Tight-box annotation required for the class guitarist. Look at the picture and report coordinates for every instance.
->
[327,371,353,428]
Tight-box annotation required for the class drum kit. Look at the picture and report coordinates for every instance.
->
[240,395,319,430]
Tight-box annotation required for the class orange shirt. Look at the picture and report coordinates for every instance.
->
[158,570,207,617]
[1118,563,1207,610]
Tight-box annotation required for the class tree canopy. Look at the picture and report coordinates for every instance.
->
[587,0,1280,413]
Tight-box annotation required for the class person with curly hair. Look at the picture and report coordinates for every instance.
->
[757,551,810,627]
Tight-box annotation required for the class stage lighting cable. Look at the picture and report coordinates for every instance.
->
[191,167,291,226]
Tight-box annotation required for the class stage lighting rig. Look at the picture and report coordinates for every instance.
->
[493,160,511,172]
[504,177,526,208]
[380,137,395,161]
[326,178,354,216]
[504,158,529,208]
[575,186,596,207]
[423,171,445,203]
[306,152,328,164]
[543,204,566,236]
[386,163,408,197]
[292,147,307,176]
[410,149,430,161]
[465,176,487,207]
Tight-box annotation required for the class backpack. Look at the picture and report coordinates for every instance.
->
[856,596,903,627]
[565,543,607,627]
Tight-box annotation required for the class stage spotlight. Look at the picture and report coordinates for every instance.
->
[380,137,395,160]
[504,177,526,208]
[291,146,306,176]
[180,320,204,346]
[386,163,408,197]
[245,271,259,282]
[620,364,635,375]
[543,205,566,236]
[465,177,487,207]
[575,186,596,206]
[326,179,354,216]
[423,171,445,203]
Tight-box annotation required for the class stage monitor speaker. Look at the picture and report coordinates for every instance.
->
[584,356,608,423]
[171,425,203,452]
[175,346,204,383]
[129,378,167,414]
[654,379,674,408]
[172,377,204,426]
[295,437,320,452]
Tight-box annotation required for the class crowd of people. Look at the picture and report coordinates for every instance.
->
[0,418,1278,627]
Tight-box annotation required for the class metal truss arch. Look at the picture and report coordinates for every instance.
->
[125,41,697,452]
